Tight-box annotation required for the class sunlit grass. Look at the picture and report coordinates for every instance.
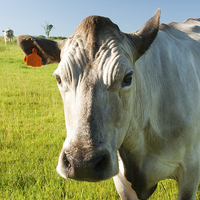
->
[0,37,198,199]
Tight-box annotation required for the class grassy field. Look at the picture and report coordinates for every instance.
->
[0,37,199,199]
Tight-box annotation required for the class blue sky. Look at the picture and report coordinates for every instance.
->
[1,0,200,37]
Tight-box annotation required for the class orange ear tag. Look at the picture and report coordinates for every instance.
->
[24,48,42,67]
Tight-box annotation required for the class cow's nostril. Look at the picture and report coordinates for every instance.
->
[94,153,109,175]
[63,152,71,170]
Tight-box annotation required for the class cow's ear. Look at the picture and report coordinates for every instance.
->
[17,35,66,65]
[127,8,160,60]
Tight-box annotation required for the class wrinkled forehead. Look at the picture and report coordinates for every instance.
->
[63,15,124,60]
[55,16,133,85]
[56,38,132,90]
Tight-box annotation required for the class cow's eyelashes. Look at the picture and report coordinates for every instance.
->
[122,71,133,87]
[56,75,62,84]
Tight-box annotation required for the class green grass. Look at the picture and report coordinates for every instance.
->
[0,37,199,199]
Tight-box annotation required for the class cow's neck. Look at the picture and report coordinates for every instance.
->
[118,145,157,199]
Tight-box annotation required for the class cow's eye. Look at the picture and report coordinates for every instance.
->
[56,75,61,84]
[122,71,133,87]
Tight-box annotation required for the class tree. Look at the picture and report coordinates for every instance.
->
[42,22,54,38]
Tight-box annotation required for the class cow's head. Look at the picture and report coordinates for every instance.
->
[18,9,160,182]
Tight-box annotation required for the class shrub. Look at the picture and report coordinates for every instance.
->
[38,35,46,38]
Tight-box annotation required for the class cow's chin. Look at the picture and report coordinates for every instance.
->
[56,149,119,182]
[56,166,119,182]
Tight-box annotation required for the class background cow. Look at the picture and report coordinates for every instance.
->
[17,9,200,200]
[3,28,14,44]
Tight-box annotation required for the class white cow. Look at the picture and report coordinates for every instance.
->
[17,9,200,200]
[3,28,14,44]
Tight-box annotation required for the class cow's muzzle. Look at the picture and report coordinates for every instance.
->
[57,148,112,182]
